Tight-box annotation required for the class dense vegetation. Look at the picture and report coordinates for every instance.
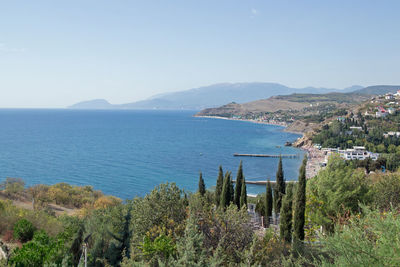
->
[1,155,400,266]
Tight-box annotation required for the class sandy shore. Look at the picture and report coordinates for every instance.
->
[300,145,324,179]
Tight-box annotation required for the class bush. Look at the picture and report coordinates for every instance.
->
[13,219,36,242]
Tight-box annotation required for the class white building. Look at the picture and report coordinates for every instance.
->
[339,146,379,161]
[385,94,395,100]
[384,131,400,138]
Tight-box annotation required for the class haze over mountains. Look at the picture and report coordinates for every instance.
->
[69,82,374,110]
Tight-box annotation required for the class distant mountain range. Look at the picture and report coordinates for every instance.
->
[68,83,398,110]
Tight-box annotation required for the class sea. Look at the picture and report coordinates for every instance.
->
[0,109,305,200]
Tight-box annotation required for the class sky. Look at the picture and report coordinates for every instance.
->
[0,0,399,108]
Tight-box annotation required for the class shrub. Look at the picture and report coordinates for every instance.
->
[13,219,36,242]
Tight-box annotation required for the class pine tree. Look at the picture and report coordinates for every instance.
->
[198,172,206,196]
[220,172,232,208]
[274,156,286,214]
[293,155,307,241]
[265,180,273,219]
[234,161,244,208]
[280,183,294,243]
[215,166,224,207]
[240,176,247,208]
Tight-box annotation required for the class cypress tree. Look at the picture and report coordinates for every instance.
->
[280,182,294,243]
[229,174,235,204]
[240,176,247,208]
[265,180,273,219]
[274,156,286,214]
[293,155,307,241]
[234,161,244,208]
[198,172,206,196]
[215,165,224,206]
[220,172,232,208]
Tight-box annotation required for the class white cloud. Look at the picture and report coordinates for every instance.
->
[251,8,258,15]
[0,43,26,53]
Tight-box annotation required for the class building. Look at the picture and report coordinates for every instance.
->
[384,131,400,138]
[376,106,388,118]
[339,146,379,161]
[388,107,396,114]
[385,94,395,100]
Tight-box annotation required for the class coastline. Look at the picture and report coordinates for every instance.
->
[195,115,322,180]
[194,115,302,134]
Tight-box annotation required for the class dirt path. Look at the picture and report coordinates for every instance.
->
[0,194,78,216]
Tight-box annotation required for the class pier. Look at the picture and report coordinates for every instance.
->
[233,180,297,185]
[233,153,298,158]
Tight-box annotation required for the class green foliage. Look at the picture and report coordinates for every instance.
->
[13,219,36,242]
[9,230,72,267]
[198,172,206,196]
[141,234,176,262]
[171,216,209,266]
[265,180,273,218]
[307,154,370,231]
[220,172,232,209]
[311,207,400,267]
[0,177,25,197]
[234,161,244,208]
[370,173,400,211]
[129,183,186,259]
[280,183,294,243]
[293,155,307,241]
[215,165,224,207]
[240,176,247,208]
[274,156,285,214]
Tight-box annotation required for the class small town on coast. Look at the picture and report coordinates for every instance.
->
[2,1,400,266]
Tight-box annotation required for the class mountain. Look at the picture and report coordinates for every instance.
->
[353,85,400,95]
[68,83,363,110]
[68,99,113,109]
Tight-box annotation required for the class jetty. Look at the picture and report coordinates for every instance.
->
[233,180,297,185]
[233,153,298,158]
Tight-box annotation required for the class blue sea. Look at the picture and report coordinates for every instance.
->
[0,109,304,200]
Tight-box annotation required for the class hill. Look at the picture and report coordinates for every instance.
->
[68,99,113,109]
[68,83,363,110]
[354,85,400,95]
[196,92,370,117]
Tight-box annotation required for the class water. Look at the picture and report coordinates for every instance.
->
[0,109,304,200]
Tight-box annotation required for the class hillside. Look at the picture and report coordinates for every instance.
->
[196,92,370,122]
[354,85,400,95]
[68,83,363,110]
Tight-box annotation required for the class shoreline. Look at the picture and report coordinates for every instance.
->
[194,115,303,134]
[195,115,322,180]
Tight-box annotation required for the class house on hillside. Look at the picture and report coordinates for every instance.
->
[376,106,388,118]
[383,131,400,138]
[385,93,395,100]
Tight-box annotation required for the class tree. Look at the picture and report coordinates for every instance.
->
[265,180,273,220]
[239,177,247,209]
[198,172,206,196]
[280,183,294,243]
[307,154,370,231]
[274,156,285,214]
[293,155,307,241]
[215,166,224,207]
[220,172,232,208]
[0,177,25,197]
[234,161,244,208]
[13,218,36,242]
